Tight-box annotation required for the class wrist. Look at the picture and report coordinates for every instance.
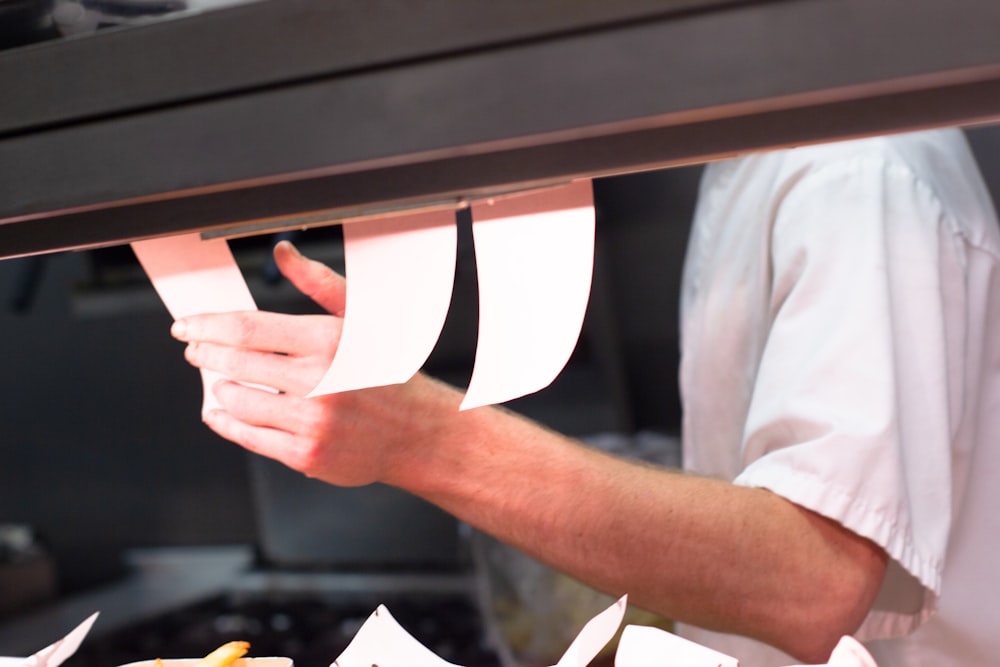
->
[378,374,473,492]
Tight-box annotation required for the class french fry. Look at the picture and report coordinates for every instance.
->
[194,641,250,667]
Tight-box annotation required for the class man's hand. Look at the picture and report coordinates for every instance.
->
[169,240,454,487]
[171,241,345,396]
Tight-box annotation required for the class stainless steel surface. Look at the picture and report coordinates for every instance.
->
[229,570,475,598]
[0,546,479,658]
[2,0,1000,257]
[248,457,462,569]
[0,547,255,655]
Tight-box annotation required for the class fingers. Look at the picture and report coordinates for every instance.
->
[173,311,339,356]
[206,381,390,487]
[176,312,339,394]
[205,382,340,479]
[202,407,303,468]
[212,381,317,430]
[204,384,320,469]
[274,241,347,317]
[184,341,326,395]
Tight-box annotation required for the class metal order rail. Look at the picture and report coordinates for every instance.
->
[1,0,1000,258]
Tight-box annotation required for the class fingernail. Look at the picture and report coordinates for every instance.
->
[275,239,298,257]
[171,319,187,340]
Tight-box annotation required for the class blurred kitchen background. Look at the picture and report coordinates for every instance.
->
[0,162,704,591]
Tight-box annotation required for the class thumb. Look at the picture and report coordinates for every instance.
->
[273,240,347,316]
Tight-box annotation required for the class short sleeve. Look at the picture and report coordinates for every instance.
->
[733,154,967,639]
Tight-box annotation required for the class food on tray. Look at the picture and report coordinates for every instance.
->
[194,641,251,667]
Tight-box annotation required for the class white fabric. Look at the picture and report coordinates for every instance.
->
[675,129,1000,666]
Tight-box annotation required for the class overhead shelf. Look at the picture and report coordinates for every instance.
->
[1,0,1000,258]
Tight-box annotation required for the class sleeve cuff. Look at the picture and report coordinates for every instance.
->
[733,463,940,639]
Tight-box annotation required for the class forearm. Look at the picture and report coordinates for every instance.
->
[172,275,885,662]
[388,376,887,662]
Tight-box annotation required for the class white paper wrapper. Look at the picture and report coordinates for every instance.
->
[330,596,877,667]
[2,598,878,667]
[0,612,98,667]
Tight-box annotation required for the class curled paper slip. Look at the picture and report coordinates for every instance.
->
[616,625,738,667]
[0,612,100,667]
[554,595,628,667]
[333,605,460,667]
[306,209,457,396]
[131,233,258,417]
[826,637,879,667]
[334,597,626,667]
[783,636,879,667]
[616,628,879,667]
[462,180,595,410]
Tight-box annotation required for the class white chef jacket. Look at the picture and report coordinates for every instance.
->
[675,129,1000,666]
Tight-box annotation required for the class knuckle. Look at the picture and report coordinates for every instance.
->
[301,400,333,441]
[232,313,259,346]
[204,346,251,381]
[289,403,337,473]
[223,353,250,381]
[289,434,325,474]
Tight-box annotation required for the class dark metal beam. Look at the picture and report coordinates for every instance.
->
[2,0,1000,258]
[0,0,748,136]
